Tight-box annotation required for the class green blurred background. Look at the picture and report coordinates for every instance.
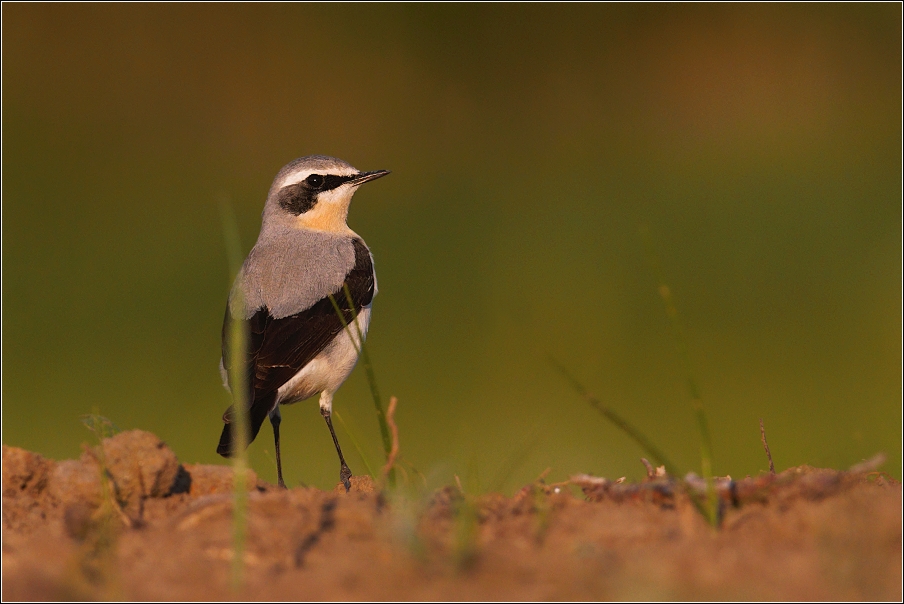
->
[3,4,901,490]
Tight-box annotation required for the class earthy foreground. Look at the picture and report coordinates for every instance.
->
[2,430,901,600]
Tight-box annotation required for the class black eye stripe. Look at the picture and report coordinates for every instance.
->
[320,174,356,191]
[277,174,358,215]
[302,173,356,192]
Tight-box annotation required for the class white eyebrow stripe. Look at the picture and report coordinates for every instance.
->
[280,166,359,188]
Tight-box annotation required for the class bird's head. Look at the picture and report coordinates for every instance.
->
[262,155,390,234]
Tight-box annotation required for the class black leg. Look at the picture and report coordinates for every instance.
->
[269,407,286,489]
[321,408,352,492]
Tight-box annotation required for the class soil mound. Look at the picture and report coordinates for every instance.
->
[2,430,900,600]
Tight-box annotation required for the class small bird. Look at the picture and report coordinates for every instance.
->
[216,155,389,490]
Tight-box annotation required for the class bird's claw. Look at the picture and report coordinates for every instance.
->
[340,463,352,493]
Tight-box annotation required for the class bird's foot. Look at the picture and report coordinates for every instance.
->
[340,463,352,493]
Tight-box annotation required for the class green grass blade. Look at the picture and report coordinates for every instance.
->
[639,224,718,526]
[333,410,377,479]
[486,427,544,494]
[219,199,249,588]
[548,356,681,478]
[550,357,712,520]
[328,286,396,486]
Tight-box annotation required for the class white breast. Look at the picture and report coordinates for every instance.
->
[275,307,372,407]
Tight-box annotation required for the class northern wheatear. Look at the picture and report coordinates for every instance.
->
[216,155,389,490]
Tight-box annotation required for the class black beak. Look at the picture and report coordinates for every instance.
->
[350,169,391,186]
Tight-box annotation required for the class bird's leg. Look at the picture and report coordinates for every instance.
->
[269,406,286,489]
[320,400,351,492]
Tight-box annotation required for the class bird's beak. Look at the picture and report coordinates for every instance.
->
[349,169,391,186]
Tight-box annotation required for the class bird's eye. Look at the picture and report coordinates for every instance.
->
[305,174,324,188]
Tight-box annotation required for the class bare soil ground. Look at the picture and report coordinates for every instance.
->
[2,430,901,601]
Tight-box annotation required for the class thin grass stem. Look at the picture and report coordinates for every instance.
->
[333,410,377,479]
[548,357,681,478]
[639,224,718,526]
[550,357,712,519]
[486,427,543,494]
[339,284,392,458]
[219,199,249,589]
[328,286,396,486]
[78,412,124,598]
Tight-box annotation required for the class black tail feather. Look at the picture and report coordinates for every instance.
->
[216,397,275,458]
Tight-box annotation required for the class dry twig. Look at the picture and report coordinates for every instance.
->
[760,419,775,475]
[454,475,464,494]
[380,396,400,478]
[849,453,886,474]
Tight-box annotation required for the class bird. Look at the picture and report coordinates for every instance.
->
[216,155,389,491]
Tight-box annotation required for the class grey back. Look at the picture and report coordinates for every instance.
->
[230,226,357,320]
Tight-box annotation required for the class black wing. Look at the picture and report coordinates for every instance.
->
[217,238,374,457]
